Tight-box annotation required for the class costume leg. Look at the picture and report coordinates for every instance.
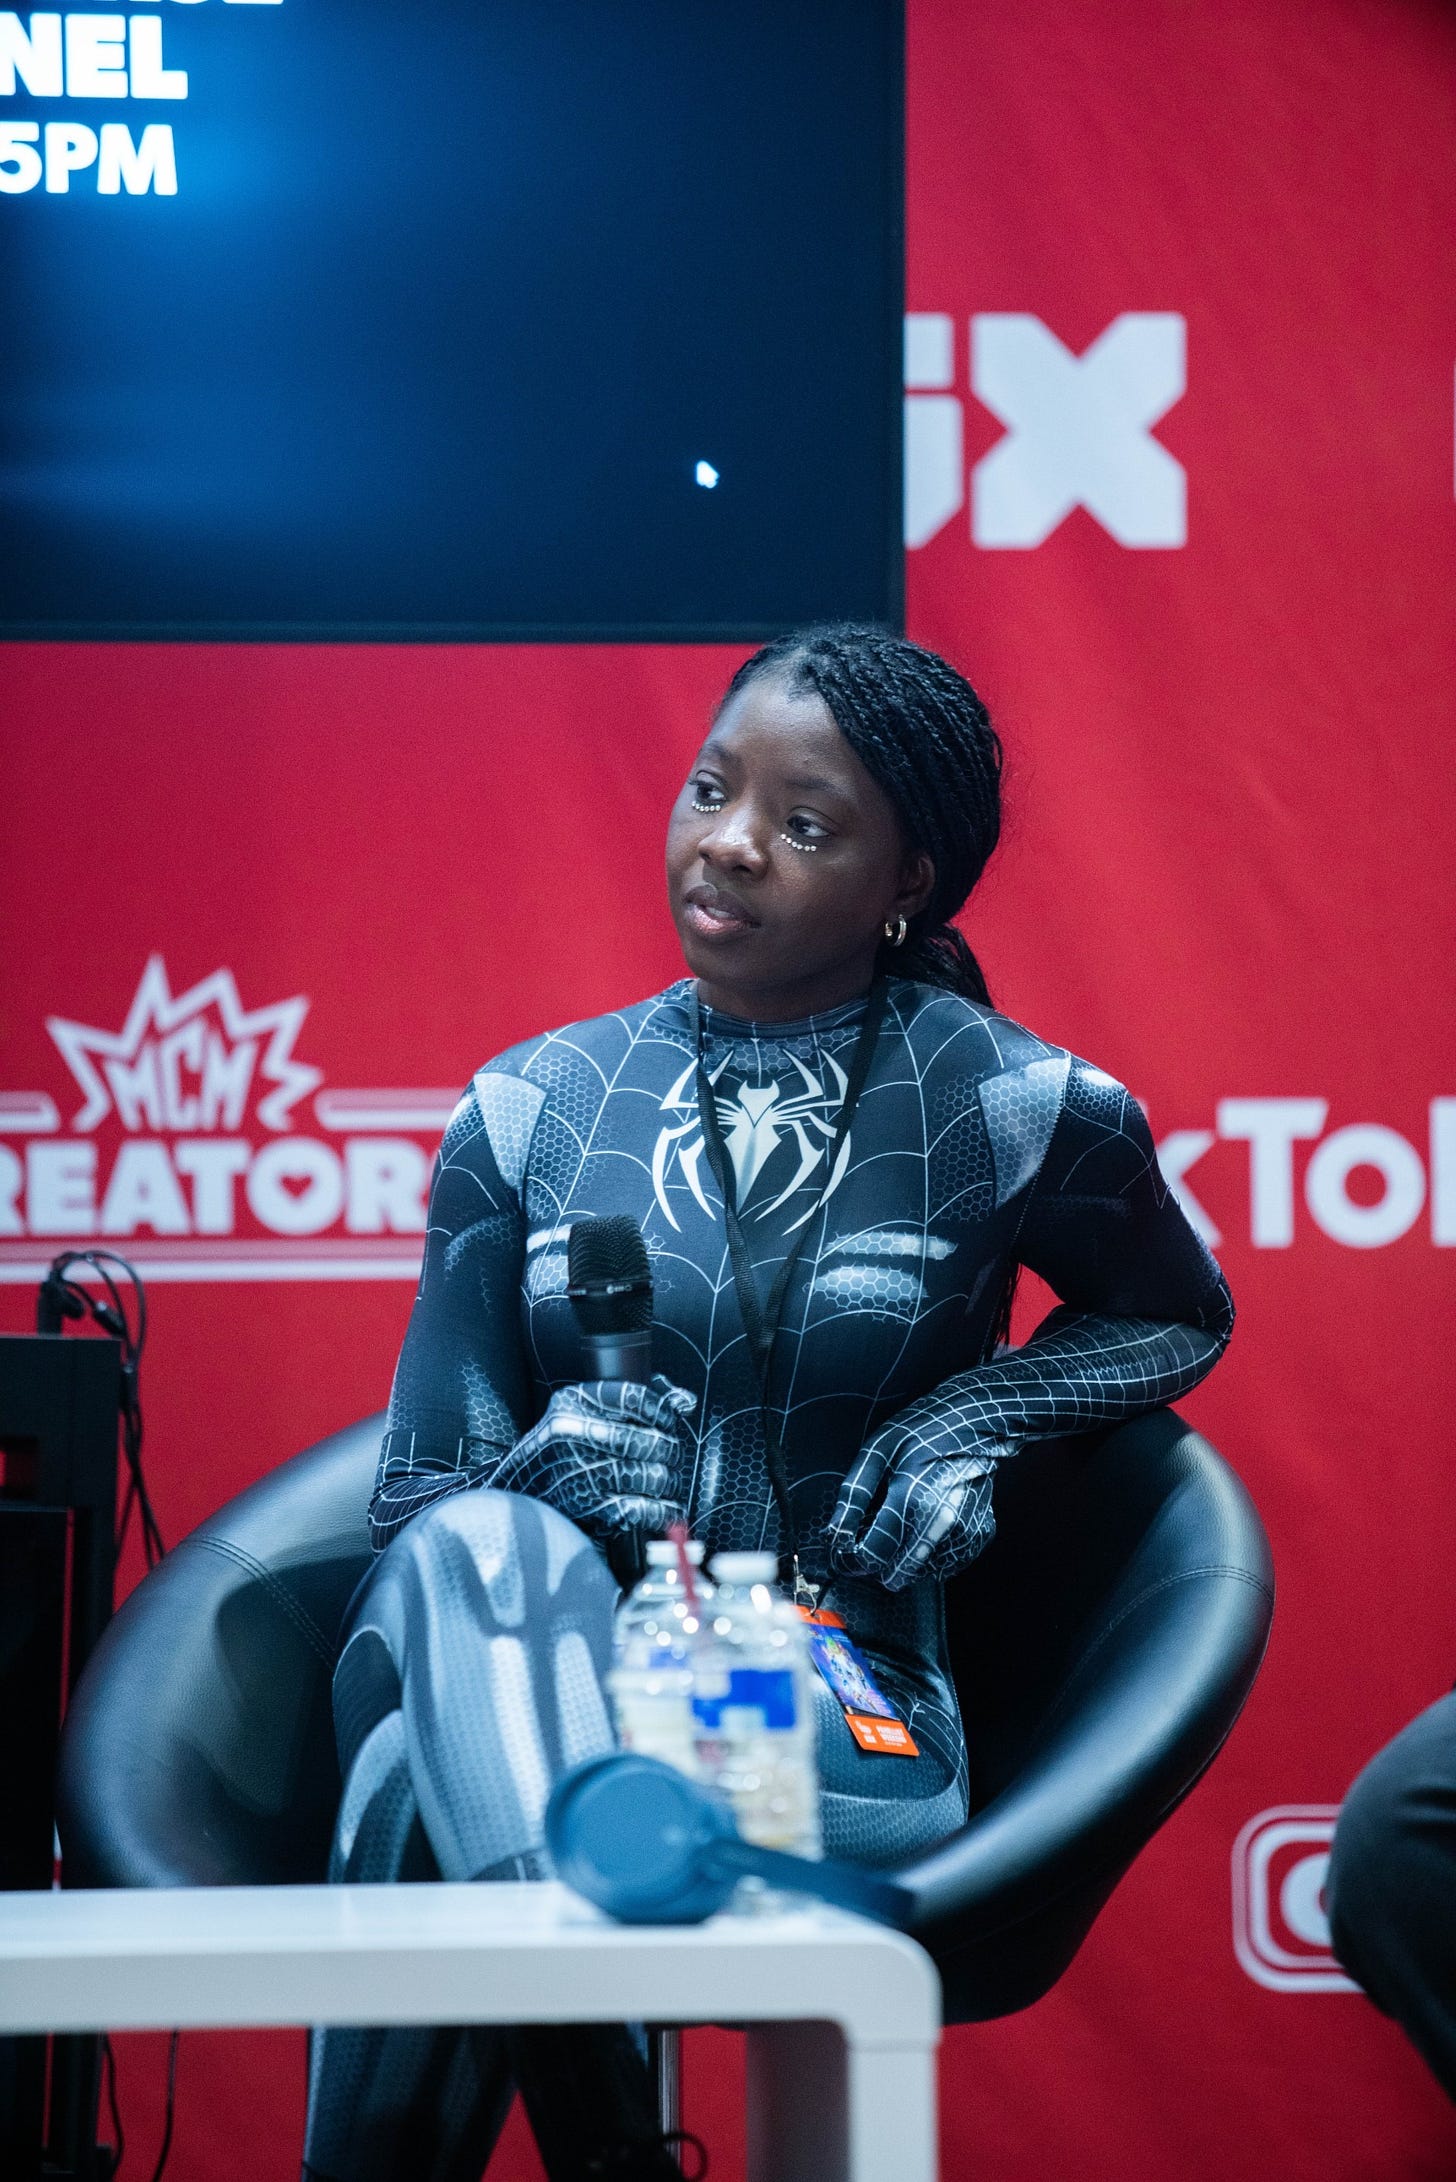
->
[338,1487,620,1882]
[302,1710,513,2182]
[307,1490,683,2182]
[1328,1691,1456,2099]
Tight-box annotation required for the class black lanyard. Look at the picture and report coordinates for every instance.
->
[689,979,888,1602]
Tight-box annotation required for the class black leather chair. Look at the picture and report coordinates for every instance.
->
[57,1407,1273,2024]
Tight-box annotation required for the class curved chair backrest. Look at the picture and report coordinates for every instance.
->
[58,1408,1273,2028]
[59,1416,379,1889]
[921,1407,1274,2018]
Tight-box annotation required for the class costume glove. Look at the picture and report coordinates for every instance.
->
[827,1396,1012,1590]
[500,1374,695,1542]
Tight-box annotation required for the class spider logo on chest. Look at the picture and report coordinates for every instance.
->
[651,1053,851,1232]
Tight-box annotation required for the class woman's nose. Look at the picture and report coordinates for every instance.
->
[699,804,769,873]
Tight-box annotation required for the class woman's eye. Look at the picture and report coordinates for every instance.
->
[689,779,725,811]
[786,813,829,842]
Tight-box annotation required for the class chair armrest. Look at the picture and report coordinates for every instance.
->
[898,1557,1273,1941]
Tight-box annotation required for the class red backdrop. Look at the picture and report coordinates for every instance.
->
[4,2,1455,2174]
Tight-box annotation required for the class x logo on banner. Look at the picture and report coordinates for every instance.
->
[970,313,1187,548]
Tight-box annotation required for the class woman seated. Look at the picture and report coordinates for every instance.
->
[303,626,1234,2181]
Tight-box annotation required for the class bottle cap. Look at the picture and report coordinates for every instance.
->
[646,1539,705,1566]
[709,1551,779,1585]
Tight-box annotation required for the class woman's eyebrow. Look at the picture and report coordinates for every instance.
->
[783,773,848,798]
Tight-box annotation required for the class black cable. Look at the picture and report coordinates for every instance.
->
[115,1468,139,1561]
[664,2130,709,2179]
[82,1251,162,1568]
[40,1249,165,1568]
[101,2034,124,2177]
[149,2031,180,2182]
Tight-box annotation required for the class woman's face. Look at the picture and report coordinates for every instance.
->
[665,673,933,1020]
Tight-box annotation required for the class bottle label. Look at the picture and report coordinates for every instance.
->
[690,1666,798,1731]
[798,1609,920,1758]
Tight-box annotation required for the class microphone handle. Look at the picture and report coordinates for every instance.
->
[702,1835,915,1930]
[583,1328,655,1589]
[582,1328,654,1385]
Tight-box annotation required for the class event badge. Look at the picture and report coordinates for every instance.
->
[798,1608,919,1757]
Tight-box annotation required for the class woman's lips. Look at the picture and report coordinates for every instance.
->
[682,885,757,940]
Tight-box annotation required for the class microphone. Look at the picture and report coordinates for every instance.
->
[566,1215,653,1386]
[567,1216,656,1586]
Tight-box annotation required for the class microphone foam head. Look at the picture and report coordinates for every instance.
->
[566,1215,653,1337]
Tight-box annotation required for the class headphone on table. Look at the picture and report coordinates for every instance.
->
[546,1753,914,1929]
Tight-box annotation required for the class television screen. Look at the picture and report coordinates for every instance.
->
[0,0,902,639]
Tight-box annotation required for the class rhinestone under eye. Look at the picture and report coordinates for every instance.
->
[690,793,717,813]
[778,829,819,854]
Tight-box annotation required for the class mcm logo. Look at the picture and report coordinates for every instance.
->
[46,955,321,1136]
[0,956,458,1283]
[651,1053,851,1233]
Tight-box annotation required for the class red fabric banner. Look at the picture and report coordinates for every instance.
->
[903,4,1456,2175]
[4,2,1455,2174]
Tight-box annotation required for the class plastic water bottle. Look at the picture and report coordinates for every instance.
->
[690,1551,822,1861]
[608,1540,712,1777]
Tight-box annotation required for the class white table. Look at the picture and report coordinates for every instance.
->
[0,1882,940,2182]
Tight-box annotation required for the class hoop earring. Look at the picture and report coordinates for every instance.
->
[883,915,908,948]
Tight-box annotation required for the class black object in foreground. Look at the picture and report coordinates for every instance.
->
[546,1752,914,1929]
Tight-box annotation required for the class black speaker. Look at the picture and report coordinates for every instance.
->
[0,1333,121,2182]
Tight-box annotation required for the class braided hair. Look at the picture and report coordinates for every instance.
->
[720,624,1004,1006]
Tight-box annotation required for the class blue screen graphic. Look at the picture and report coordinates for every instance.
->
[0,0,901,638]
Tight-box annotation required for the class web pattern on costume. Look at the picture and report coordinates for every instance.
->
[824,1054,1234,1583]
[483,1375,695,1541]
[373,980,1233,1563]
[369,978,1233,1830]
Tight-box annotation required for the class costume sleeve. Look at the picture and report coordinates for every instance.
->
[885,1056,1234,1465]
[368,1072,542,1552]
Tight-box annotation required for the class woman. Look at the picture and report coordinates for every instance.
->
[304,626,1233,2180]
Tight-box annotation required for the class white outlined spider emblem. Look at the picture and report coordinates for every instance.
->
[651,1053,851,1232]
